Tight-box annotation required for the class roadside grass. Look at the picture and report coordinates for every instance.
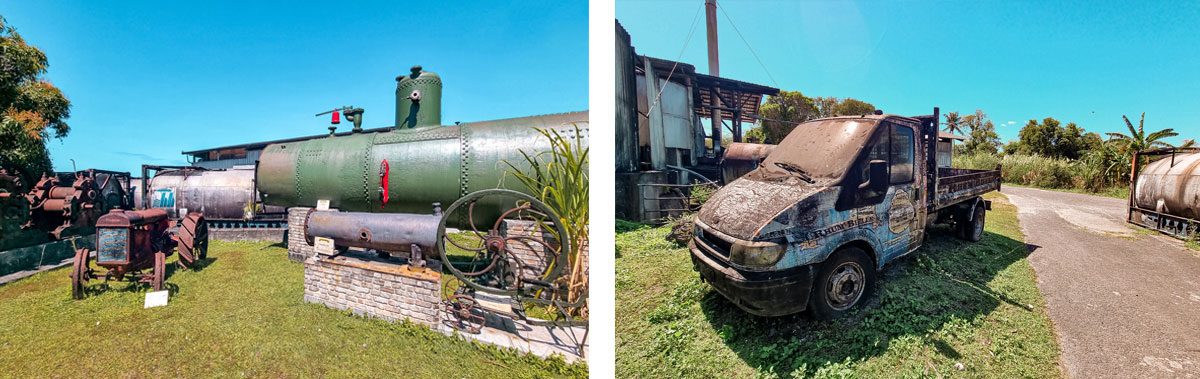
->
[1003,182,1129,200]
[616,193,1060,378]
[0,240,585,378]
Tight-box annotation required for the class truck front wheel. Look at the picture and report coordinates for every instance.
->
[809,247,876,320]
[958,206,985,242]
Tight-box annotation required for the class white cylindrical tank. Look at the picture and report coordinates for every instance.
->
[1135,153,1200,219]
[147,165,284,221]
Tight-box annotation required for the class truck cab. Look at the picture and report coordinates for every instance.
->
[690,111,999,318]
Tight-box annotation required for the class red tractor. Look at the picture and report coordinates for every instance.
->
[69,208,208,299]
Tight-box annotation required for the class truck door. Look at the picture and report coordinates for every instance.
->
[882,122,921,262]
[841,121,922,265]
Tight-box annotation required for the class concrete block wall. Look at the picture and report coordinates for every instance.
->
[303,251,441,326]
[287,207,314,262]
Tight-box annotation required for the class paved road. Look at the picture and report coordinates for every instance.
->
[1003,187,1200,378]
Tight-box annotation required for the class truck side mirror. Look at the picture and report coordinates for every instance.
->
[859,160,888,191]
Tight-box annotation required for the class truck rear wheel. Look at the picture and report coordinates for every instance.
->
[958,206,985,242]
[809,247,876,320]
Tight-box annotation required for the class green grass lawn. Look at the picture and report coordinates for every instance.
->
[0,240,585,378]
[616,193,1061,378]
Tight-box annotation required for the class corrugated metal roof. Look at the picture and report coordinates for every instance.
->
[939,131,965,141]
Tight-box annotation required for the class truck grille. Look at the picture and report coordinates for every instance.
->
[698,229,733,259]
[96,228,129,263]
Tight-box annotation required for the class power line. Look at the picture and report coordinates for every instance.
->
[645,3,704,116]
[716,1,780,89]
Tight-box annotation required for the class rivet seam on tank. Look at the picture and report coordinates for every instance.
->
[294,150,303,202]
[374,129,457,145]
[460,126,470,197]
[399,77,443,88]
[362,134,375,206]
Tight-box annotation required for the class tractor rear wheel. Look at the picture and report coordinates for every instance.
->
[176,212,208,269]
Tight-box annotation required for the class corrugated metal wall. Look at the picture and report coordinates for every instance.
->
[191,150,262,170]
[615,21,639,172]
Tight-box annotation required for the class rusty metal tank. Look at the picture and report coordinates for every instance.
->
[1134,152,1200,219]
[721,142,776,183]
[256,66,589,224]
[145,165,285,221]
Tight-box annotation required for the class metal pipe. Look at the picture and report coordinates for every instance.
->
[304,210,441,253]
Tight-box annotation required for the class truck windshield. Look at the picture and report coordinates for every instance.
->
[755,118,880,181]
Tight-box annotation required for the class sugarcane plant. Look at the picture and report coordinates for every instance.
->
[503,124,589,318]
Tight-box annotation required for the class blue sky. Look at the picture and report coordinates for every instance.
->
[618,0,1200,145]
[3,1,587,174]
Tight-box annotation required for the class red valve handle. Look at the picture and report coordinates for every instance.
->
[379,159,390,208]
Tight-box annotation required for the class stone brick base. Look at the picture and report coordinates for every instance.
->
[303,251,441,326]
[287,207,314,262]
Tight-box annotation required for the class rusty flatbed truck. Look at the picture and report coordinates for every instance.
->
[690,108,1001,318]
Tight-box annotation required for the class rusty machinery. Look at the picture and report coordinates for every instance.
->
[0,168,132,252]
[26,169,133,239]
[1128,147,1200,239]
[68,208,208,299]
[302,189,584,336]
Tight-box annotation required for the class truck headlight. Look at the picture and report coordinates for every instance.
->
[729,240,786,268]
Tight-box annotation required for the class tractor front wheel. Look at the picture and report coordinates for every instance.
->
[69,249,90,300]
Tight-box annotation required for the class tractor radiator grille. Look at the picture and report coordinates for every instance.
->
[96,228,129,264]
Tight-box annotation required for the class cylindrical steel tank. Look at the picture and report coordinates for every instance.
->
[257,66,588,229]
[147,166,286,221]
[721,142,777,183]
[257,112,589,220]
[305,210,440,253]
[1135,152,1200,219]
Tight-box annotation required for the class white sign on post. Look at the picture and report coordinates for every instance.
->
[144,290,169,308]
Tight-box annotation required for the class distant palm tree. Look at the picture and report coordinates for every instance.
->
[942,111,963,135]
[1106,113,1179,153]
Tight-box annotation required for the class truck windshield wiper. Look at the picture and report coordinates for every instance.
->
[773,162,814,183]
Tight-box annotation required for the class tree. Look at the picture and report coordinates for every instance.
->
[1009,117,1099,159]
[942,111,964,135]
[0,16,71,181]
[743,126,768,143]
[1013,118,1061,157]
[962,120,1001,155]
[757,90,818,143]
[1055,122,1089,159]
[1106,113,1179,154]
[831,98,875,116]
[814,96,840,119]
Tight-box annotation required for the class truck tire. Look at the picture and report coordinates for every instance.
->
[809,246,876,320]
[958,205,985,242]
